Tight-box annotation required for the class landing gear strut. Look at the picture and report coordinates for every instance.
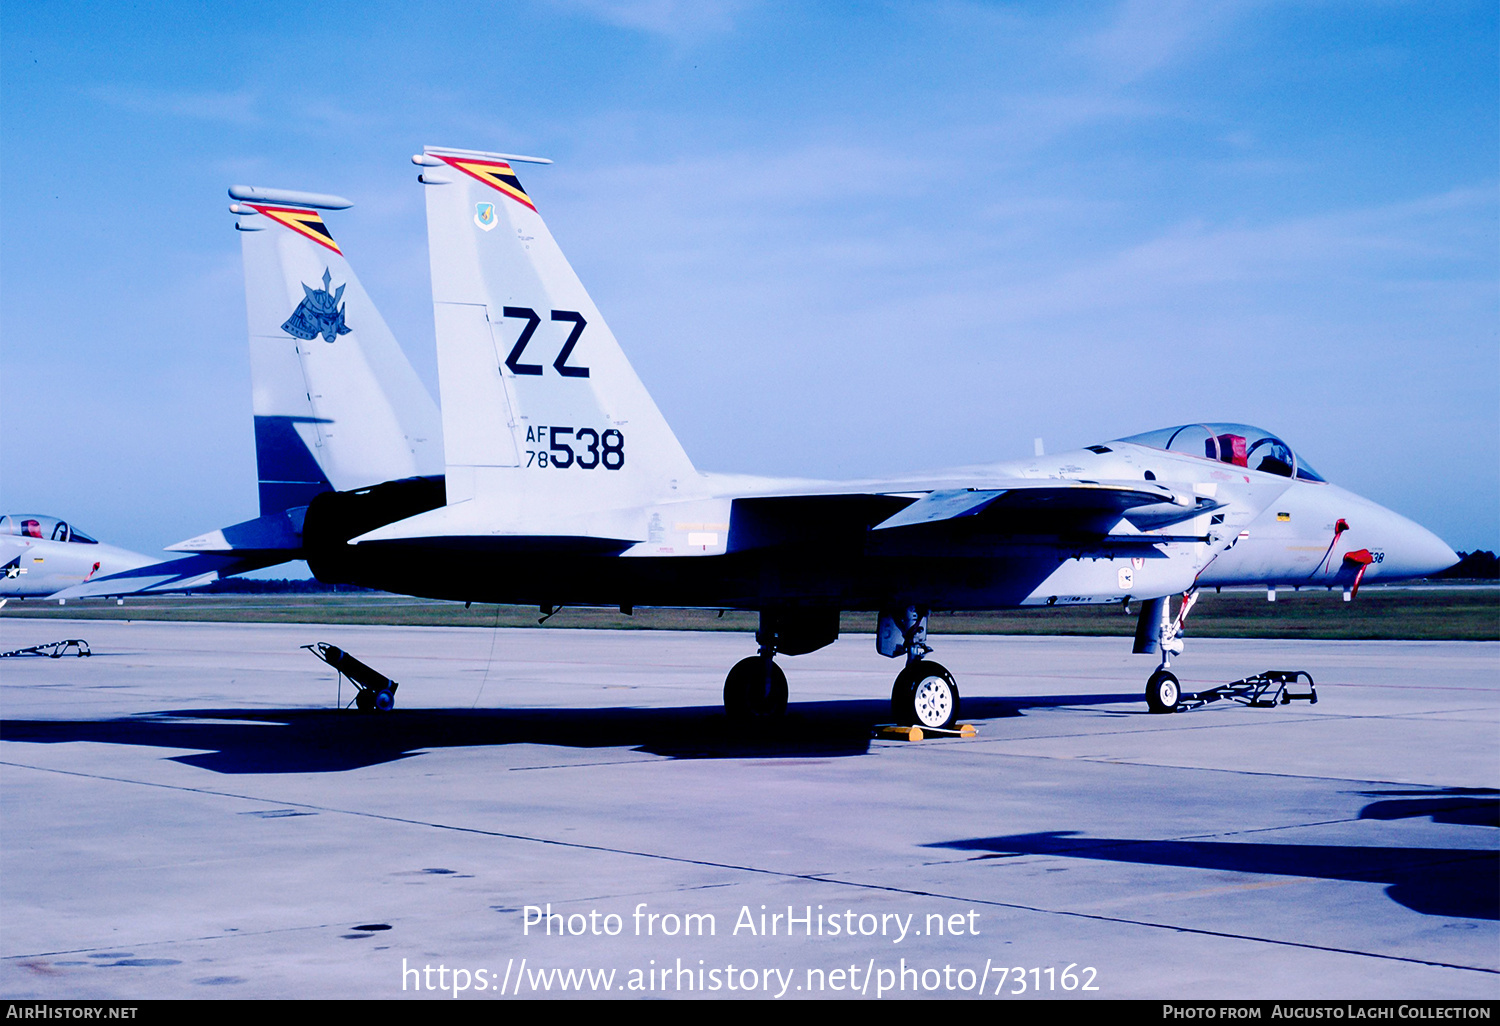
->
[879,606,960,729]
[1134,591,1198,714]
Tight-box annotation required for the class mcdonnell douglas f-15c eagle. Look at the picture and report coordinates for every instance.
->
[165,146,1457,726]
[3,514,266,604]
[0,515,157,602]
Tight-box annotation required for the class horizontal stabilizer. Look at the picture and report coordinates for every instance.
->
[46,553,285,600]
[349,499,645,549]
[167,509,306,554]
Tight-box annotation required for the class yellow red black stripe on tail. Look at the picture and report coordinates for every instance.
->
[434,155,536,211]
[247,205,343,254]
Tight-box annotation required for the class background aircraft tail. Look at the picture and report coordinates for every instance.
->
[413,147,698,525]
[230,185,442,517]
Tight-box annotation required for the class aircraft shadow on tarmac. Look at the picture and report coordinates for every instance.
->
[0,692,1132,773]
[929,788,1500,921]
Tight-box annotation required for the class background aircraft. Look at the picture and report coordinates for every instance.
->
[171,147,1457,727]
[0,514,246,602]
[1,514,153,600]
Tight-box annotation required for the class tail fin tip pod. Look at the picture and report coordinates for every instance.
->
[232,185,443,518]
[228,185,353,209]
[414,145,699,532]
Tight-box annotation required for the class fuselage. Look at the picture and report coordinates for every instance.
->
[312,423,1457,612]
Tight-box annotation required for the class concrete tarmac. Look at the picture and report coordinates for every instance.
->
[1,619,1495,1000]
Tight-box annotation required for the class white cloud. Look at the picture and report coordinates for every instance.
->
[935,183,1499,332]
[86,85,263,126]
[1084,0,1259,84]
[549,0,754,41]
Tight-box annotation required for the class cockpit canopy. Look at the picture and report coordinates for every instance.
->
[1115,424,1325,482]
[0,514,98,544]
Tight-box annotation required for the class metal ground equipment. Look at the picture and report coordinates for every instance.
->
[1,639,90,658]
[1176,670,1317,712]
[303,642,400,711]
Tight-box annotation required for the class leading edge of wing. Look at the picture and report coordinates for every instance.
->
[870,479,1196,532]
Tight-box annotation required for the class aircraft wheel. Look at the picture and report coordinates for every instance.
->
[355,690,376,713]
[374,689,396,712]
[724,656,788,719]
[893,660,959,729]
[1145,670,1180,713]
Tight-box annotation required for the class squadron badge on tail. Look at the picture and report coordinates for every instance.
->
[282,268,351,343]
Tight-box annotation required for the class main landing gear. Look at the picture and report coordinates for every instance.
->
[880,606,960,730]
[719,607,962,730]
[722,609,836,720]
[723,654,788,718]
[892,659,960,730]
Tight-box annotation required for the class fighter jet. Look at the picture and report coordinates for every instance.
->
[184,148,1460,725]
[1,514,148,599]
[0,514,242,602]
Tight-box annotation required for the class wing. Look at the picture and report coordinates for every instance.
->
[869,479,1217,534]
[721,478,1219,554]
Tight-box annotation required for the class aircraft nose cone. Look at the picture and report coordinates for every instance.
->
[1409,525,1460,578]
[1318,485,1462,582]
[1384,516,1460,579]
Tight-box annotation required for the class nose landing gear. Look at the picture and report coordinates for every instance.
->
[1134,591,1198,713]
[1144,668,1180,714]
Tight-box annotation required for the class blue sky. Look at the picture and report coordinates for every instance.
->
[2,0,1496,558]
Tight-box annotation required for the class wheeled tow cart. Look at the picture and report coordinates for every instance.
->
[303,642,400,712]
[0,638,90,658]
[1176,670,1316,711]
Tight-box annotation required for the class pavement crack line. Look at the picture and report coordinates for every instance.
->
[952,747,1492,790]
[2,758,1493,976]
[977,705,1500,746]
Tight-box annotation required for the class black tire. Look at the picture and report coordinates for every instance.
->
[723,656,789,719]
[374,689,396,712]
[354,690,376,712]
[892,660,960,729]
[1145,669,1180,713]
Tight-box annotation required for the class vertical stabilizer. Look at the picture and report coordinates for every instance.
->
[230,186,442,515]
[414,147,697,529]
